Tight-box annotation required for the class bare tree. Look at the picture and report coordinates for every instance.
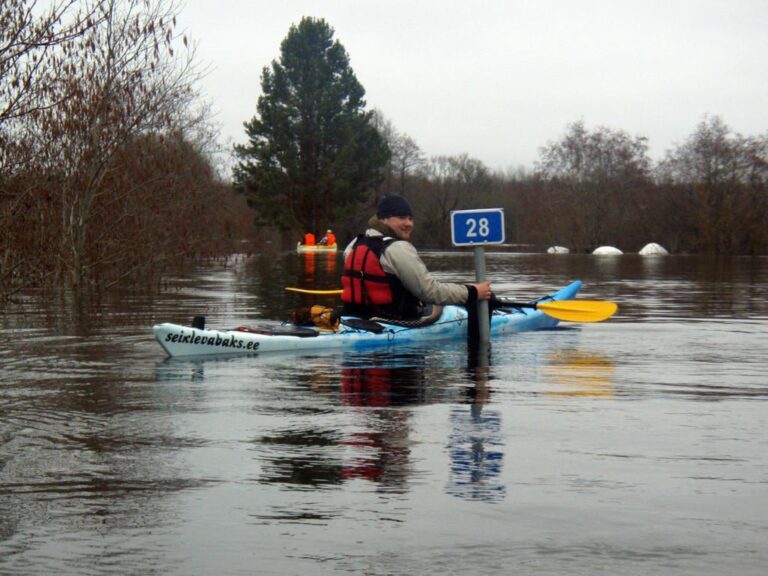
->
[413,154,491,246]
[27,0,203,288]
[1,0,103,297]
[371,109,425,196]
[0,0,100,125]
[657,116,768,253]
[536,121,651,251]
[1,0,246,301]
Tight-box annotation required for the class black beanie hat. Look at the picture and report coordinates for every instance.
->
[376,194,413,219]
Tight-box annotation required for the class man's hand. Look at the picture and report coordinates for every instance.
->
[472,281,492,300]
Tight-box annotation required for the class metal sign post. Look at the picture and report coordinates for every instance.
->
[473,245,490,344]
[450,209,505,345]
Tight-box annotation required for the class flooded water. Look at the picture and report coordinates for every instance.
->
[1,251,767,575]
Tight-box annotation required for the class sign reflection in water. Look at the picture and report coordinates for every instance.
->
[446,347,506,502]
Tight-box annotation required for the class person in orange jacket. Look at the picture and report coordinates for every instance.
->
[320,229,336,246]
[303,232,316,246]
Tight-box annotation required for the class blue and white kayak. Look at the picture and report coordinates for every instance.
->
[153,280,582,357]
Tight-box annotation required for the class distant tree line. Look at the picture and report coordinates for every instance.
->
[393,116,767,255]
[235,18,767,256]
[1,0,250,302]
[269,106,768,256]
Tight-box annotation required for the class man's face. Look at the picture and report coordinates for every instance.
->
[382,215,414,240]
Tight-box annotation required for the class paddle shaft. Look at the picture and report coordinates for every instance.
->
[495,298,538,310]
[285,288,617,322]
[286,287,343,295]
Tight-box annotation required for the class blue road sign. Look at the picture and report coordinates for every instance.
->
[451,208,505,246]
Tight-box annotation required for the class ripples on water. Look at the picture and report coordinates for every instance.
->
[1,253,767,575]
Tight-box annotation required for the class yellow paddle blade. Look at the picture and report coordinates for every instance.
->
[536,300,618,323]
[286,287,343,295]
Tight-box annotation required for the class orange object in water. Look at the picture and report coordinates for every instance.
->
[302,251,316,276]
[303,233,316,246]
[326,254,336,273]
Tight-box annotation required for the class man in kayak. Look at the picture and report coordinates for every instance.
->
[341,194,492,319]
[319,229,336,246]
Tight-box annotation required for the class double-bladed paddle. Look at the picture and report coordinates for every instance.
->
[493,298,617,323]
[285,287,617,323]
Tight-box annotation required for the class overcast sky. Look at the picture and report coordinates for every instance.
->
[178,0,768,171]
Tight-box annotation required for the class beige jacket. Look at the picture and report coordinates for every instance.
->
[344,218,470,305]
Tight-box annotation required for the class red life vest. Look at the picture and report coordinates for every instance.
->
[341,235,422,319]
[342,235,395,306]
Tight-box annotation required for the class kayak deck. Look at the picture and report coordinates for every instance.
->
[153,280,582,357]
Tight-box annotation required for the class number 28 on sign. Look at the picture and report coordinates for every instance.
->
[450,208,505,246]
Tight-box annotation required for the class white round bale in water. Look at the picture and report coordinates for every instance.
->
[547,246,570,254]
[592,246,623,255]
[639,242,669,255]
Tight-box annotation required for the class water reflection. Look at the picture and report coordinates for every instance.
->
[338,365,416,486]
[446,347,506,502]
[339,362,429,407]
[3,253,768,575]
[446,406,505,501]
[541,350,616,397]
[255,352,432,494]
[257,427,345,488]
[153,343,619,505]
[297,251,337,287]
[639,254,667,278]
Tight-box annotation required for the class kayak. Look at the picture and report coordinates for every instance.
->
[296,242,338,253]
[154,281,582,357]
[153,280,582,358]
